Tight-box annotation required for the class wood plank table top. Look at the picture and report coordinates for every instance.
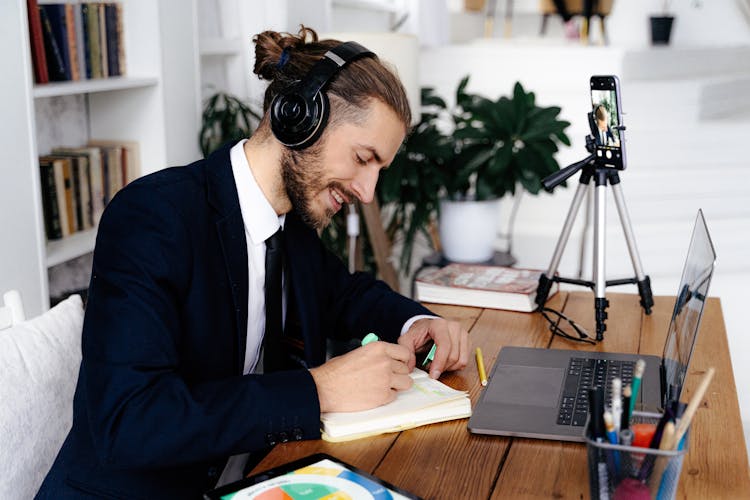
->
[250,292,750,499]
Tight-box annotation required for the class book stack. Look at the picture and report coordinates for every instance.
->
[415,263,558,312]
[27,0,126,84]
[38,141,140,240]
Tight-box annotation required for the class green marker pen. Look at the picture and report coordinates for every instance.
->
[421,343,436,367]
[361,332,379,346]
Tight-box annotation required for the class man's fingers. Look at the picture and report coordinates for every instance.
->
[383,341,412,364]
[428,332,450,379]
[445,322,469,371]
[391,372,413,392]
[391,358,410,375]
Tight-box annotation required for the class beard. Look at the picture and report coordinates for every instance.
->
[281,145,353,231]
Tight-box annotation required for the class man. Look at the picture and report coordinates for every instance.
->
[37,27,468,499]
[594,104,619,147]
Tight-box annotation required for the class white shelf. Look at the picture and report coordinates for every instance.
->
[33,76,159,98]
[46,228,98,268]
[332,0,401,13]
[199,37,243,57]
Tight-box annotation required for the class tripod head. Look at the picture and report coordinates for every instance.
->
[541,113,599,192]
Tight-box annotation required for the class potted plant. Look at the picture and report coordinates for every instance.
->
[199,90,261,157]
[378,76,570,268]
[650,0,676,45]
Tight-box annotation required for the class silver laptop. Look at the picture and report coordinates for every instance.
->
[468,210,716,442]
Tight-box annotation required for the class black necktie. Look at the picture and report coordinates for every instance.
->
[264,228,284,372]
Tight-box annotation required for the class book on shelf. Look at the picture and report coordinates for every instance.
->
[320,369,471,442]
[38,4,66,81]
[63,3,80,81]
[415,263,557,312]
[38,158,61,239]
[31,2,125,84]
[26,0,49,84]
[40,4,73,81]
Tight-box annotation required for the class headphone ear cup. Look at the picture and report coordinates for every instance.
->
[270,86,329,150]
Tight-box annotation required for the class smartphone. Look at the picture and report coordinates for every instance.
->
[590,75,626,170]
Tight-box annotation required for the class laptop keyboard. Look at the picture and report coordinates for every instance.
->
[557,358,634,426]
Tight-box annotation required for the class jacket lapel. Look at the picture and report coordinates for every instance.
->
[206,142,249,375]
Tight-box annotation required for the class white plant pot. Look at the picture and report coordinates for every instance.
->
[439,198,500,263]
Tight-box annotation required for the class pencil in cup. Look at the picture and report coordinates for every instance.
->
[584,411,689,500]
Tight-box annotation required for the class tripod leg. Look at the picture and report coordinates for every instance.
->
[611,181,654,314]
[593,172,609,340]
[535,180,589,309]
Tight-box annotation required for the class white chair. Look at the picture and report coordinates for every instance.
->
[0,290,26,330]
[0,291,84,499]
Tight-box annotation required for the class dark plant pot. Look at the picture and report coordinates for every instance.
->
[650,16,675,45]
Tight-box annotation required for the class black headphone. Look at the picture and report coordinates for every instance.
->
[270,41,375,150]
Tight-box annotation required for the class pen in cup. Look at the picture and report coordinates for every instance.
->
[621,384,631,431]
[611,378,622,434]
[629,359,646,418]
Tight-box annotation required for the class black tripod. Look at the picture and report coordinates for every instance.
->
[535,125,653,340]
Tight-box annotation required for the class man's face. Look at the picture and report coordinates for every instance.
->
[281,99,406,230]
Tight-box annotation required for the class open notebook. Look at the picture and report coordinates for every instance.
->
[320,369,471,442]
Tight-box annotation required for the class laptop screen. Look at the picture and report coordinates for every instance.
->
[661,210,717,404]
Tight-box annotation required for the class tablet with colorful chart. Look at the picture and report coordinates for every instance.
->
[203,454,421,500]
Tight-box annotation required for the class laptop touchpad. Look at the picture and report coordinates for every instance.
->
[486,365,563,408]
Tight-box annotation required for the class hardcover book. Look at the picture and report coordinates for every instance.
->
[26,0,49,84]
[39,158,62,239]
[415,264,556,312]
[40,4,72,81]
[320,369,471,442]
[39,5,66,81]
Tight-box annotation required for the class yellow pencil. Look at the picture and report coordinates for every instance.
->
[476,347,488,387]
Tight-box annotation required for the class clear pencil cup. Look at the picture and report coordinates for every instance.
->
[584,411,689,500]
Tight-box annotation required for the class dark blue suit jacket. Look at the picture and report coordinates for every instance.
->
[37,142,432,499]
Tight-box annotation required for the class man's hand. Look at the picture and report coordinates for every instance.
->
[309,341,414,413]
[398,318,469,379]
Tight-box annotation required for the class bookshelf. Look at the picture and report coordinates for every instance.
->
[1,0,201,316]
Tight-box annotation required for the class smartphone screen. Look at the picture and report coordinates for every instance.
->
[590,75,626,169]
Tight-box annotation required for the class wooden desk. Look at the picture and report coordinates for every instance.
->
[251,292,750,499]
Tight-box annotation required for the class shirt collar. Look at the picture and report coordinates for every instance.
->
[230,139,285,245]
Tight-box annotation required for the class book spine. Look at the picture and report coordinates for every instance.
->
[98,3,108,78]
[78,156,93,229]
[39,5,66,81]
[115,3,125,75]
[64,4,79,80]
[70,156,83,231]
[81,3,92,79]
[85,2,102,78]
[105,3,119,76]
[52,159,70,236]
[39,159,62,240]
[72,3,86,81]
[107,147,122,201]
[42,4,72,81]
[62,158,77,234]
[120,145,128,187]
[88,148,105,226]
[100,146,110,205]
[26,0,49,84]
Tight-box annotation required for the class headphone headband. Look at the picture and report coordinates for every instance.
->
[300,42,375,100]
[270,41,376,150]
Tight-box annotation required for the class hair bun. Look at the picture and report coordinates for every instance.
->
[253,26,319,81]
